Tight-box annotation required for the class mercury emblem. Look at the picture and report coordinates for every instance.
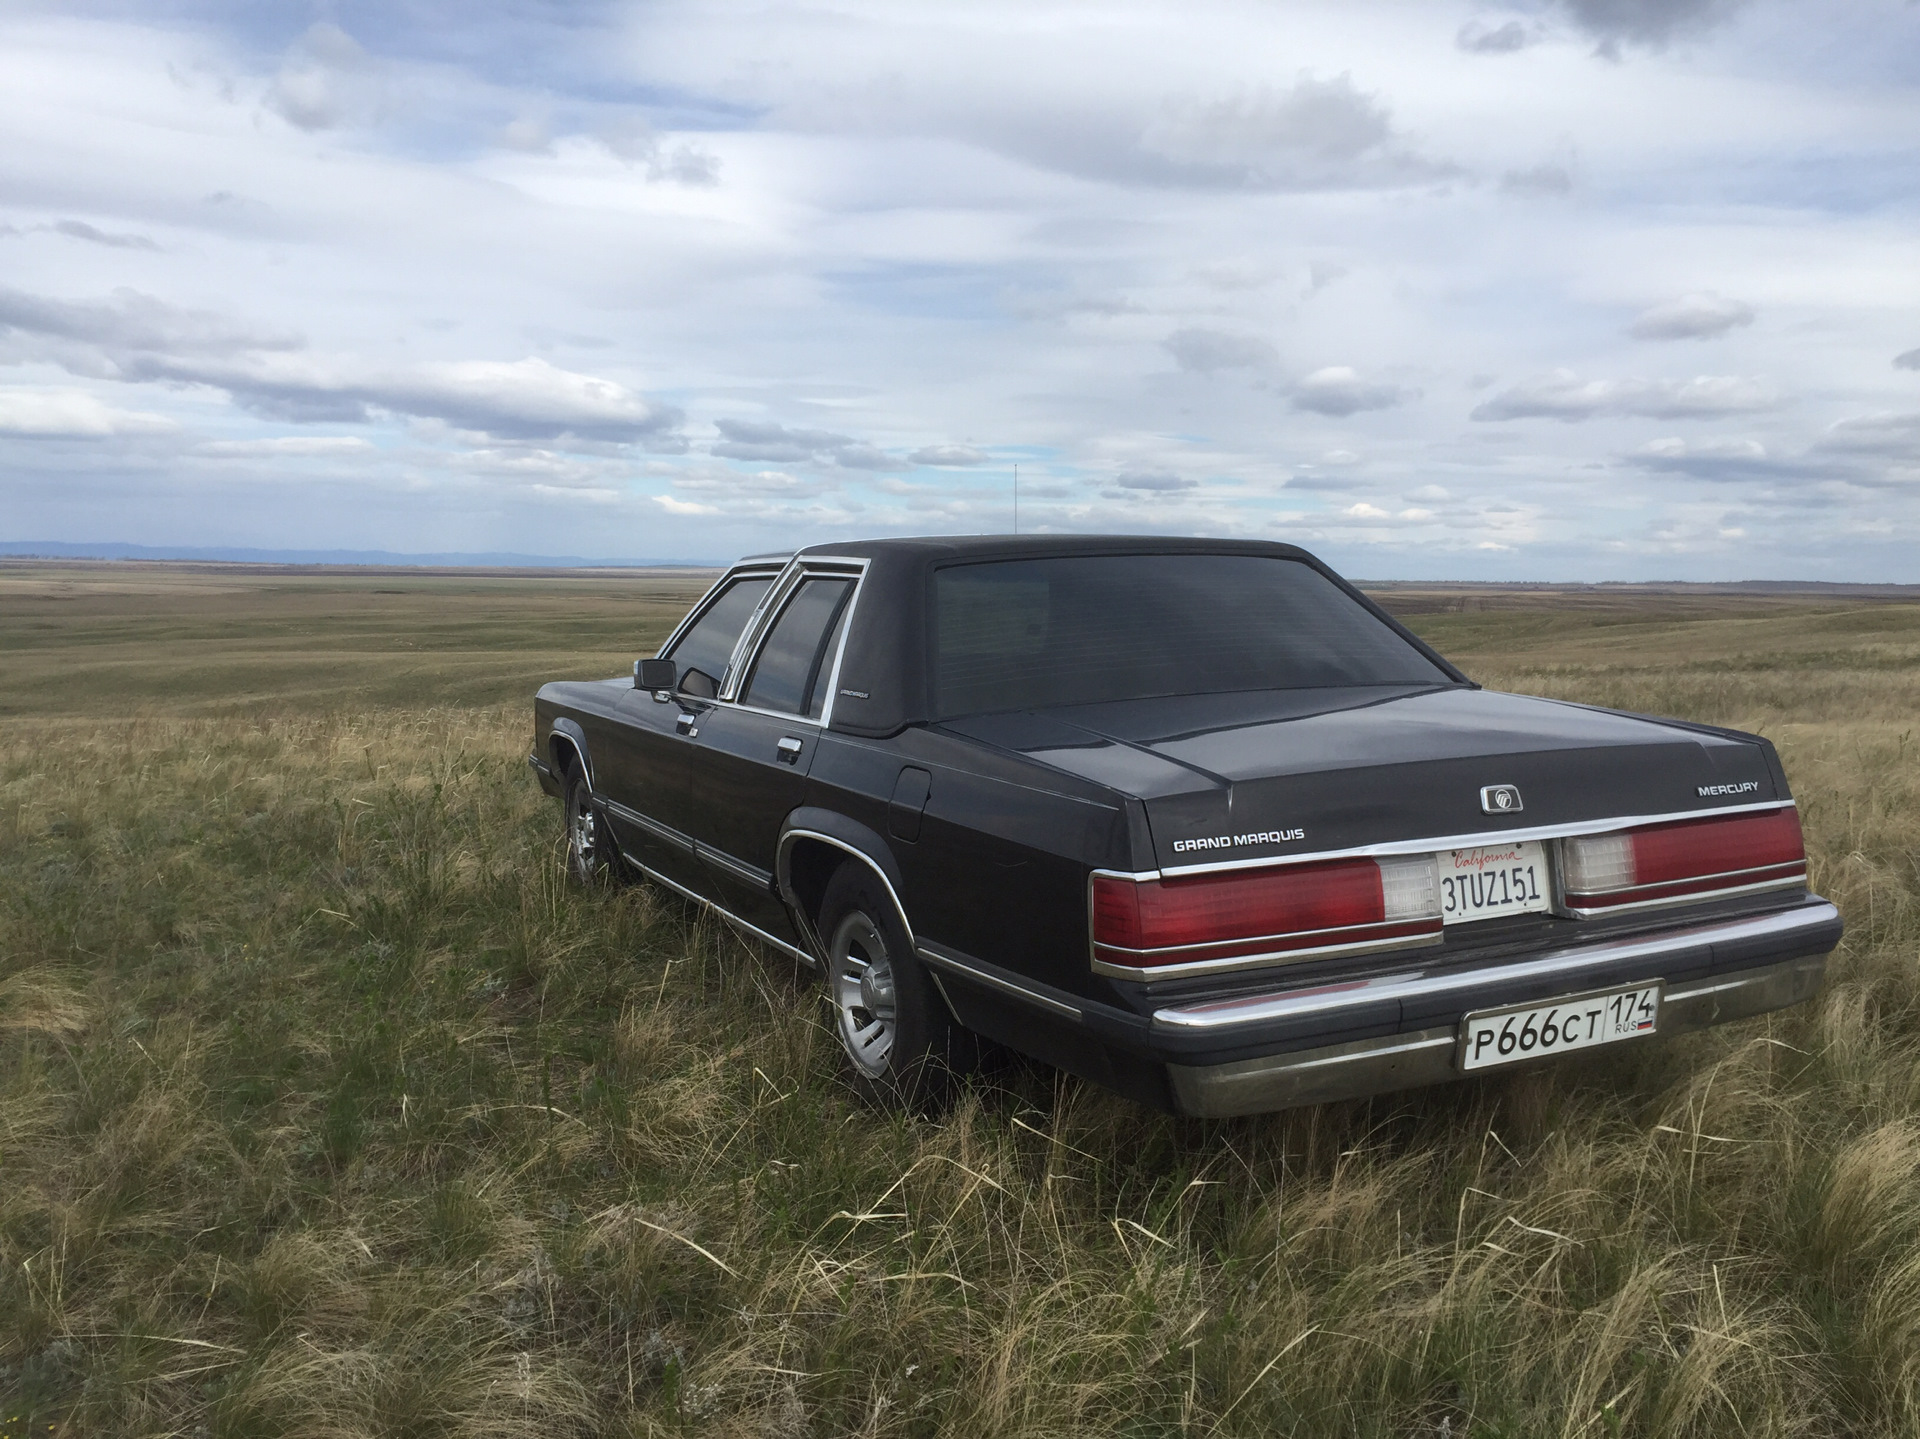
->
[1480,784,1523,815]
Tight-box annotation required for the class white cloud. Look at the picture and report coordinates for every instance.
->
[265,23,383,132]
[198,436,374,457]
[1293,366,1408,417]
[909,443,989,467]
[1457,21,1539,55]
[1554,0,1749,57]
[0,387,175,437]
[1164,328,1276,373]
[4,3,1919,576]
[1629,293,1756,341]
[1471,370,1781,422]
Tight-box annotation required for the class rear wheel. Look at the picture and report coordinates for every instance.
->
[819,862,973,1108]
[562,762,614,885]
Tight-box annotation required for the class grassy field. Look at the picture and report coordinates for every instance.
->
[3,562,1919,1438]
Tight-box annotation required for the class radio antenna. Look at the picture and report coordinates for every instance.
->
[1014,462,1019,535]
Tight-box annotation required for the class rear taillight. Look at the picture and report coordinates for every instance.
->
[1090,854,1442,979]
[1560,807,1805,914]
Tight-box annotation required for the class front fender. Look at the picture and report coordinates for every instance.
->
[547,716,593,790]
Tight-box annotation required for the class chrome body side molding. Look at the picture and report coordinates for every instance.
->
[916,941,1084,1021]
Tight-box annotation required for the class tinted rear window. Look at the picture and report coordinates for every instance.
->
[933,554,1449,717]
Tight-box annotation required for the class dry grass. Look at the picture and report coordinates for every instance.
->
[3,567,1918,1436]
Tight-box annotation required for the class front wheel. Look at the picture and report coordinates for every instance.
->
[562,764,614,885]
[819,862,974,1109]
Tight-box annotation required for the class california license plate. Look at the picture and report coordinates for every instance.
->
[1440,841,1552,923]
[1458,983,1662,1072]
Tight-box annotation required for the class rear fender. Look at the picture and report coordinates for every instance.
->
[777,808,913,960]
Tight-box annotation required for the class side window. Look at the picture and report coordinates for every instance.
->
[742,577,854,716]
[665,575,773,689]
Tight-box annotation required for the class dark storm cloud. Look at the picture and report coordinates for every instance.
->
[1895,349,1920,371]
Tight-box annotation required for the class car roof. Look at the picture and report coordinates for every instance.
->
[791,533,1315,564]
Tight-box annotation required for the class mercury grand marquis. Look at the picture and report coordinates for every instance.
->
[528,536,1842,1115]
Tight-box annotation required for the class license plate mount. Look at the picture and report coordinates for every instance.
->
[1458,982,1663,1072]
[1441,840,1553,924]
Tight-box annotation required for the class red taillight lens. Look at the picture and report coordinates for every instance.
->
[1561,807,1805,913]
[1091,855,1441,977]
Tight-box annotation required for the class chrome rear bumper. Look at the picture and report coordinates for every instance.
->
[1163,901,1839,1117]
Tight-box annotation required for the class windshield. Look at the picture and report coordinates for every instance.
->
[932,554,1451,717]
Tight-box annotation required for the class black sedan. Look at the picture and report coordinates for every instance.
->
[529,536,1840,1115]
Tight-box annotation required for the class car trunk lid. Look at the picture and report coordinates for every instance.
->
[941,686,1781,872]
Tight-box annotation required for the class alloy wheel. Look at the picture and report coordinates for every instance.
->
[829,910,897,1077]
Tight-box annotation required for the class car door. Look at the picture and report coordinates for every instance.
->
[669,568,860,941]
[599,567,777,889]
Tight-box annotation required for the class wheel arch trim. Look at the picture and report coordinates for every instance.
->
[777,812,914,953]
[547,718,593,790]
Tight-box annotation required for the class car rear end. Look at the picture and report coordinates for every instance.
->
[920,542,1841,1116]
[1095,797,1837,1116]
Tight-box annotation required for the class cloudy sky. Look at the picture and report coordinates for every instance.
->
[3,0,1918,577]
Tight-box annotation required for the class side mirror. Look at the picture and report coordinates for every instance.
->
[636,657,678,692]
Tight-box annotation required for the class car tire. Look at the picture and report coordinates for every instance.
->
[818,861,973,1109]
[561,762,614,885]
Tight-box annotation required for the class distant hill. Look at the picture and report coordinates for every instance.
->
[0,540,714,568]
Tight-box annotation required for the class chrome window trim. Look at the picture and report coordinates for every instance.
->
[718,556,870,723]
[655,561,788,662]
[1123,799,1796,882]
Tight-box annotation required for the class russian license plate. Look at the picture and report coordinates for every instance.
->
[1458,983,1662,1072]
[1441,841,1552,923]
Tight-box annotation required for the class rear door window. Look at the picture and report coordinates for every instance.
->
[742,577,855,716]
[666,574,773,688]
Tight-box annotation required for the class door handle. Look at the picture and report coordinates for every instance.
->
[676,713,698,736]
[776,736,804,765]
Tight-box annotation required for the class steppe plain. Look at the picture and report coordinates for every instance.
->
[3,560,1918,1437]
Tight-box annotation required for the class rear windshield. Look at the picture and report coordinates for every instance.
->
[933,554,1450,717]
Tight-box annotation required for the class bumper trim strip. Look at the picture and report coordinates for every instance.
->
[1165,951,1831,1117]
[1152,900,1840,1034]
